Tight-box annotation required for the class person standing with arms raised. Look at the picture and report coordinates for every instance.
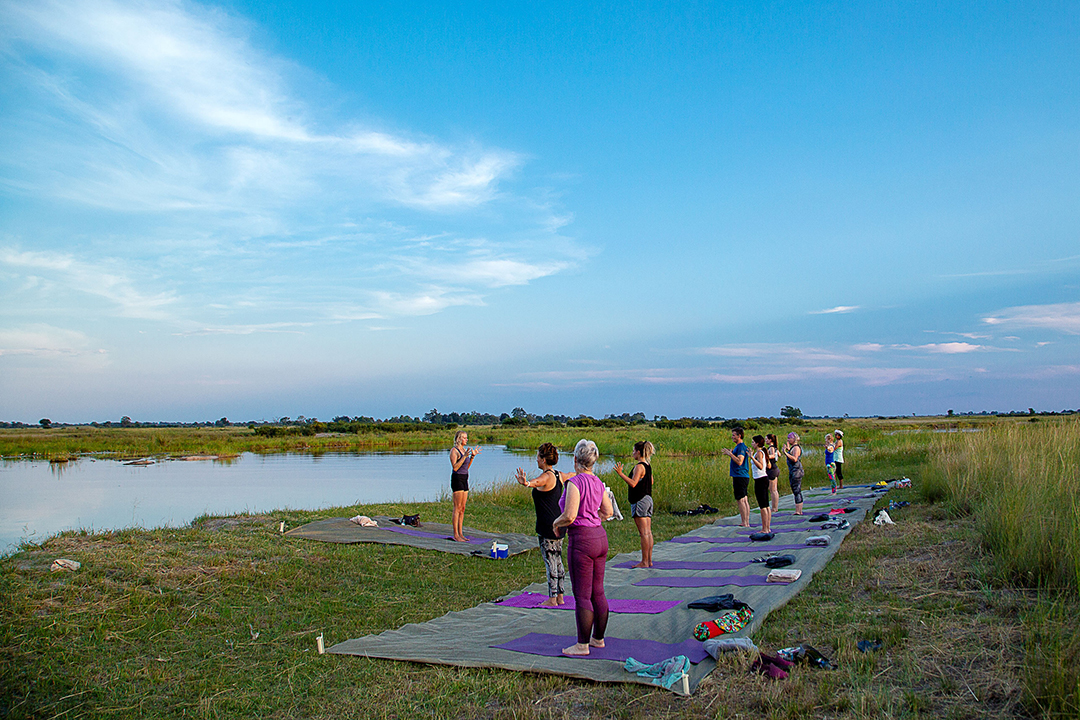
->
[721,427,751,527]
[449,430,480,542]
[614,440,655,568]
[783,432,805,515]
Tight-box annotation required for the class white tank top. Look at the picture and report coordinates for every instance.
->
[834,442,844,463]
[751,449,768,479]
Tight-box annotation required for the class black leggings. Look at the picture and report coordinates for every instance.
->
[835,462,844,482]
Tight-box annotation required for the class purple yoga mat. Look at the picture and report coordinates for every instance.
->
[613,559,751,570]
[494,632,709,664]
[381,525,489,545]
[735,526,809,535]
[633,574,772,588]
[704,543,808,553]
[721,517,807,527]
[668,535,751,545]
[497,592,680,614]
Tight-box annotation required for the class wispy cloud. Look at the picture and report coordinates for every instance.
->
[0,0,580,331]
[982,302,1080,335]
[0,247,176,320]
[809,305,859,315]
[0,324,96,356]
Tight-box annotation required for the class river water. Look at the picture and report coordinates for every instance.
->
[0,445,591,554]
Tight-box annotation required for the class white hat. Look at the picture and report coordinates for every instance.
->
[835,429,843,437]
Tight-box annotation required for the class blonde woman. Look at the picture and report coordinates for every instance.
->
[449,430,480,542]
[553,439,614,656]
[614,440,655,568]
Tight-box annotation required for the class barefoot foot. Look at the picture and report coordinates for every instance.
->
[539,597,560,607]
[589,638,605,648]
[631,561,649,568]
[561,643,590,656]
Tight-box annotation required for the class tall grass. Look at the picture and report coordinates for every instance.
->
[921,418,1080,592]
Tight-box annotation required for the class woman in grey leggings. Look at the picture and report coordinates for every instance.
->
[515,442,567,606]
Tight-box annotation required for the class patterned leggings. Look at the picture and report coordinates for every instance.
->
[538,537,565,597]
[826,463,836,489]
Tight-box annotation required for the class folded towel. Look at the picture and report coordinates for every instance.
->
[766,568,802,583]
[349,515,379,527]
[806,535,831,547]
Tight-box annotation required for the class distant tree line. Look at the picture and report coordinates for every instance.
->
[7,406,1076,433]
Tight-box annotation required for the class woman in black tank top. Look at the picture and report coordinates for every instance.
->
[516,442,567,606]
[614,441,656,568]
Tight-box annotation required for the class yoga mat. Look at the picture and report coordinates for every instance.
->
[284,517,537,558]
[382,525,489,545]
[612,560,750,571]
[704,543,808,553]
[668,535,751,545]
[497,592,679,614]
[735,526,811,535]
[633,575,773,588]
[493,633,709,665]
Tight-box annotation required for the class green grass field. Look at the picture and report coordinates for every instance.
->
[1,419,1076,718]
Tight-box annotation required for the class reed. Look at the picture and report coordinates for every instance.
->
[921,417,1080,592]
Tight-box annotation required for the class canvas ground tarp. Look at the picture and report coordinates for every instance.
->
[284,516,537,558]
[328,486,889,692]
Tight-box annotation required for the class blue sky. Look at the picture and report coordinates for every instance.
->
[1,0,1078,422]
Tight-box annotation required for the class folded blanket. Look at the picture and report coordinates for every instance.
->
[349,515,379,527]
[766,568,802,583]
[806,535,831,547]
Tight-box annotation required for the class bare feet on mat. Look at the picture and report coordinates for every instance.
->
[631,561,650,568]
[589,638,605,648]
[539,597,560,607]
[561,643,590,656]
[452,535,467,542]
[556,594,565,605]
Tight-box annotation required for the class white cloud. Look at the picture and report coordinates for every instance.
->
[918,342,983,354]
[809,305,859,315]
[982,302,1080,335]
[0,325,94,356]
[0,247,176,320]
[2,0,522,212]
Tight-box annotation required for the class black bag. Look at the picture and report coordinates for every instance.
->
[749,531,774,542]
[765,554,796,568]
[687,594,753,613]
[402,514,421,527]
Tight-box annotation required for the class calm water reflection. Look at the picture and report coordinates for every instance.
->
[0,446,599,553]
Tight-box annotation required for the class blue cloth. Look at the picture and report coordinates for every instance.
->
[623,655,691,690]
[730,442,750,478]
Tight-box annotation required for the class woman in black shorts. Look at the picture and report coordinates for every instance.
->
[449,430,480,541]
[765,433,781,513]
[614,440,655,567]
[750,435,771,532]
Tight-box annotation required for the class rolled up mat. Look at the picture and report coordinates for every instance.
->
[633,575,772,588]
[612,559,750,570]
[496,592,679,614]
[493,632,709,664]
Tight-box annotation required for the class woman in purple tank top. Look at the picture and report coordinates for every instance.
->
[552,438,614,656]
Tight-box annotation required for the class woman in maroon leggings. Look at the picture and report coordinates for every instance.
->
[552,438,614,656]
